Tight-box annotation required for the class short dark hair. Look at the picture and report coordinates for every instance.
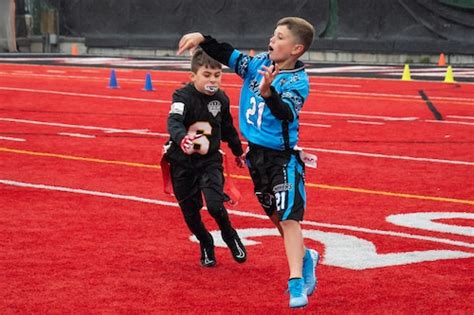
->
[277,17,315,52]
[191,48,222,73]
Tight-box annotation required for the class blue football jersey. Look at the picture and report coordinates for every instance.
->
[228,50,309,151]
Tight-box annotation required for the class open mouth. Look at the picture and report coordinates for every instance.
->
[204,85,218,93]
[268,45,274,52]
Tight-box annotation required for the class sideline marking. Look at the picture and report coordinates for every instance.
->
[1,178,473,249]
[419,90,443,120]
[1,147,473,206]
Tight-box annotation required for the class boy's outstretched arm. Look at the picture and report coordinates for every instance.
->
[178,33,234,68]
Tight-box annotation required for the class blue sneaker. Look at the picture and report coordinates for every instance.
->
[288,278,308,308]
[302,249,319,296]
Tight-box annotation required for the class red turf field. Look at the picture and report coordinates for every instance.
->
[1,63,473,313]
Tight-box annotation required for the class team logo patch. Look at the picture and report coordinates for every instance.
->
[207,100,221,117]
[170,102,185,115]
[273,183,292,193]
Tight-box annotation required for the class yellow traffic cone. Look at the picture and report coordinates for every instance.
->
[444,65,455,83]
[401,64,411,81]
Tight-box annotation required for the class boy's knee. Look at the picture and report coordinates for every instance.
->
[206,200,226,217]
[182,211,200,225]
[179,198,202,216]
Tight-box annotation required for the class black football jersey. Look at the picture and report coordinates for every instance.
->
[167,83,243,158]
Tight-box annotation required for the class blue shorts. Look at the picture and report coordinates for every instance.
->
[246,144,306,221]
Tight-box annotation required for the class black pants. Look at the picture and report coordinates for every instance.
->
[170,158,237,247]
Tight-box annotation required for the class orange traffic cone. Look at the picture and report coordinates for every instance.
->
[71,44,78,56]
[437,53,446,67]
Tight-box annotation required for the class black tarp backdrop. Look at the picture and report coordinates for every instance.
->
[39,0,474,54]
[55,0,330,49]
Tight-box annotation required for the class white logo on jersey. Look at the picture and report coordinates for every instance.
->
[170,102,185,115]
[208,100,221,117]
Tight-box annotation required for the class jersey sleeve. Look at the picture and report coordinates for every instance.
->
[280,75,309,119]
[228,50,253,80]
[262,86,295,121]
[200,35,252,80]
[167,90,189,144]
[281,89,305,119]
[200,35,234,67]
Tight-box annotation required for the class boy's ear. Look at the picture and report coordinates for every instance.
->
[190,72,196,82]
[292,44,305,56]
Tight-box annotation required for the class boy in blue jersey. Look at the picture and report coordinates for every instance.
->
[177,17,319,308]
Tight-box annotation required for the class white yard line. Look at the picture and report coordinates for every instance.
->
[0,136,26,142]
[58,132,96,139]
[1,179,472,249]
[0,86,167,103]
[0,117,168,137]
[447,115,474,120]
[347,120,385,125]
[1,117,472,165]
[304,147,474,166]
[425,120,474,126]
[300,122,332,128]
[302,110,418,121]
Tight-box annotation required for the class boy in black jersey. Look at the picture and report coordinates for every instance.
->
[164,48,247,267]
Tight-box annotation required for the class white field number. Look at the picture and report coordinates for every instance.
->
[192,212,474,270]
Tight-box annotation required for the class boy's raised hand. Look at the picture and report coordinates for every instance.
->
[258,64,280,98]
[177,32,205,55]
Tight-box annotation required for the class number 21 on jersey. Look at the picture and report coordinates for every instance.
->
[246,96,265,129]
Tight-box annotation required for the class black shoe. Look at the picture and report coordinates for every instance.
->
[200,235,216,267]
[224,236,247,263]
